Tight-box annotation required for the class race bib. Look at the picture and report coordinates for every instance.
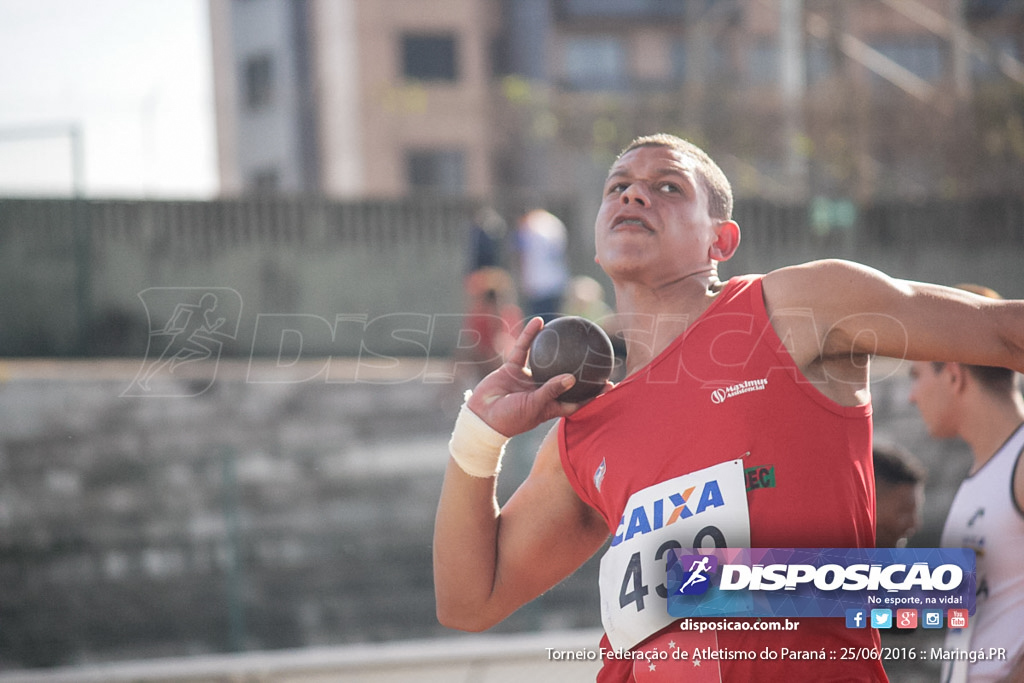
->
[598,459,750,651]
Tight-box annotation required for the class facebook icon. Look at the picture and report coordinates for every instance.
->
[846,609,867,629]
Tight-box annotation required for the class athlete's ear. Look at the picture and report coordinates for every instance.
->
[945,362,968,394]
[709,220,740,262]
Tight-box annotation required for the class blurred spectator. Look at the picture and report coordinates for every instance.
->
[456,267,523,389]
[467,206,508,273]
[458,206,515,393]
[872,442,926,548]
[515,208,569,322]
[563,275,613,323]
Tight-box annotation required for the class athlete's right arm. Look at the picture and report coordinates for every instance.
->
[434,426,609,631]
[433,318,610,632]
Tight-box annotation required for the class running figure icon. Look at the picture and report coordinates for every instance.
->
[679,556,713,593]
[124,287,243,397]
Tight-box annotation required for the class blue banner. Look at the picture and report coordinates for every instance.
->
[666,548,975,619]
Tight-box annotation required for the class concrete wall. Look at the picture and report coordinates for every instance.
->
[0,354,980,674]
[0,358,602,670]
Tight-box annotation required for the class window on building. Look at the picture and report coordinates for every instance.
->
[407,149,465,195]
[747,38,780,85]
[806,36,835,85]
[671,38,687,83]
[871,37,945,83]
[556,0,693,19]
[491,35,512,78]
[964,0,1014,20]
[972,36,1019,81]
[563,36,627,90]
[243,53,274,109]
[249,168,280,194]
[402,34,458,82]
[708,41,735,78]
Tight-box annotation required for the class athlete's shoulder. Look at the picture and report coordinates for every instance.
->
[761,259,875,313]
[721,272,764,289]
[712,273,764,306]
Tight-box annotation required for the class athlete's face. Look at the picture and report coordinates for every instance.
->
[908,361,958,439]
[594,145,735,286]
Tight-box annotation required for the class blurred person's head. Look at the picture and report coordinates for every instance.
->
[908,284,1021,439]
[873,443,926,548]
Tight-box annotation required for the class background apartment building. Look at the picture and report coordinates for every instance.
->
[209,0,1024,205]
[210,0,503,199]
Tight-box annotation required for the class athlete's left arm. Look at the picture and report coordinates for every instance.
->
[764,259,1024,372]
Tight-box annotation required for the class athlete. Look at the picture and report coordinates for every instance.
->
[433,134,1024,682]
[909,285,1024,683]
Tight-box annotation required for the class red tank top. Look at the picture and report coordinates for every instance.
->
[558,275,887,682]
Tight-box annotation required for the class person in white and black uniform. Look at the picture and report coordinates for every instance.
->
[909,284,1024,683]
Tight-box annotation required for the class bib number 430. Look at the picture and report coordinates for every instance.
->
[619,525,726,611]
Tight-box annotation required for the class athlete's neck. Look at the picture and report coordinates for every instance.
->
[961,394,1024,473]
[612,270,726,375]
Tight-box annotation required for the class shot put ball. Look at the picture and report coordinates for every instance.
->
[528,316,615,402]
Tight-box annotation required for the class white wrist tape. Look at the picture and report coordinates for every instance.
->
[448,394,510,478]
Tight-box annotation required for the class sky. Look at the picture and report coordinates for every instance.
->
[0,0,217,198]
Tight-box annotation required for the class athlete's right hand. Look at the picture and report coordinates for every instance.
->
[465,317,582,437]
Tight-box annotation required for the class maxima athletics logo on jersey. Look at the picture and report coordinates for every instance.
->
[666,548,976,620]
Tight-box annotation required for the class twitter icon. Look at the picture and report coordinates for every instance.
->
[871,609,893,629]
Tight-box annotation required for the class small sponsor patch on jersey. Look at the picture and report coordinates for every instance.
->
[710,378,769,404]
[744,464,776,491]
[594,458,607,492]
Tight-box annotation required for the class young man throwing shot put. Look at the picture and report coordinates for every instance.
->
[433,134,1024,682]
